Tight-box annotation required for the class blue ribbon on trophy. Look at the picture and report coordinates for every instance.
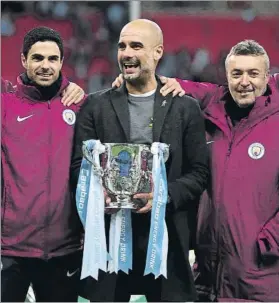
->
[76,140,108,280]
[108,147,133,274]
[144,142,169,278]
[118,209,133,273]
[108,209,133,274]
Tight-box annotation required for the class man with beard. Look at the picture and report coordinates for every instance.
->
[71,19,209,302]
[117,40,279,302]
[1,26,85,302]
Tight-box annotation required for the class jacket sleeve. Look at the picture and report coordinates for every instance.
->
[168,97,209,211]
[176,79,219,110]
[257,208,279,259]
[70,95,97,190]
[1,78,14,93]
[1,93,7,199]
[272,73,279,89]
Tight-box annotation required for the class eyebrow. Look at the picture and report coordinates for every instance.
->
[130,41,144,48]
[31,54,59,60]
[118,42,125,48]
[118,41,144,48]
[232,68,260,72]
[48,55,59,60]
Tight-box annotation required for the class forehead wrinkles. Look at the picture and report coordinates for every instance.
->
[120,30,145,38]
[227,55,266,72]
[120,28,158,46]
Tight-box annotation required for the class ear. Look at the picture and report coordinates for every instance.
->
[154,45,164,61]
[265,69,270,80]
[264,70,270,86]
[21,53,27,69]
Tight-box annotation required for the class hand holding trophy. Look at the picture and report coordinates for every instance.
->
[133,192,153,213]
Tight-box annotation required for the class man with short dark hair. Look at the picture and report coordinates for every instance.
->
[71,19,209,302]
[155,40,279,301]
[1,26,85,302]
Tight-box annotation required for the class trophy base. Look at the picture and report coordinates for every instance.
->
[105,202,136,209]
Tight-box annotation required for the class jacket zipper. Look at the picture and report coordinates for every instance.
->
[1,176,8,231]
[43,99,52,259]
[215,119,244,296]
[215,140,232,297]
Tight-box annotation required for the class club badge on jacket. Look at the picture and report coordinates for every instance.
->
[63,109,76,125]
[248,142,265,160]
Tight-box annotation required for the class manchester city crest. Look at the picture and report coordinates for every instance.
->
[62,109,76,125]
[248,142,265,160]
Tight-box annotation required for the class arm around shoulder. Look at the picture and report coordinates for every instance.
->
[271,73,279,89]
[176,78,219,110]
[1,78,14,93]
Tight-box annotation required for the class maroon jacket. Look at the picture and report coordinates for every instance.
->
[178,74,279,301]
[1,75,83,258]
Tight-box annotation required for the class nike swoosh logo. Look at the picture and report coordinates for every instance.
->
[67,268,79,277]
[17,115,33,122]
[207,141,215,144]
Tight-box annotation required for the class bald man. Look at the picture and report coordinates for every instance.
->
[71,19,209,302]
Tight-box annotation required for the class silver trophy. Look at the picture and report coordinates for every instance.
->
[100,143,152,209]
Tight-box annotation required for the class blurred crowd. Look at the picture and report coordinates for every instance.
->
[2,1,129,91]
[2,1,279,91]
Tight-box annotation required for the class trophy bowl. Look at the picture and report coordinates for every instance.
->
[100,143,152,209]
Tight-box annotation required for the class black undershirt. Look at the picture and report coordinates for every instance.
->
[21,72,62,101]
[225,96,254,127]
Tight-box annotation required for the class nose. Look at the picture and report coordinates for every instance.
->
[41,59,50,69]
[122,46,134,58]
[240,74,250,87]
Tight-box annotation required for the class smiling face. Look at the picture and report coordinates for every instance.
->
[226,54,269,107]
[21,41,63,87]
[117,20,163,86]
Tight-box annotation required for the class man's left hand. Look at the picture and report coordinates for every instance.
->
[133,192,153,214]
[61,82,85,106]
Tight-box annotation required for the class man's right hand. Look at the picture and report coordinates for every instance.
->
[112,74,124,88]
[159,76,185,97]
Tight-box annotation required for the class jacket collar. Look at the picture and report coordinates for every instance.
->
[15,73,69,102]
[109,75,173,142]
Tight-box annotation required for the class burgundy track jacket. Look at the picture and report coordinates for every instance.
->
[177,74,279,301]
[1,75,83,258]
